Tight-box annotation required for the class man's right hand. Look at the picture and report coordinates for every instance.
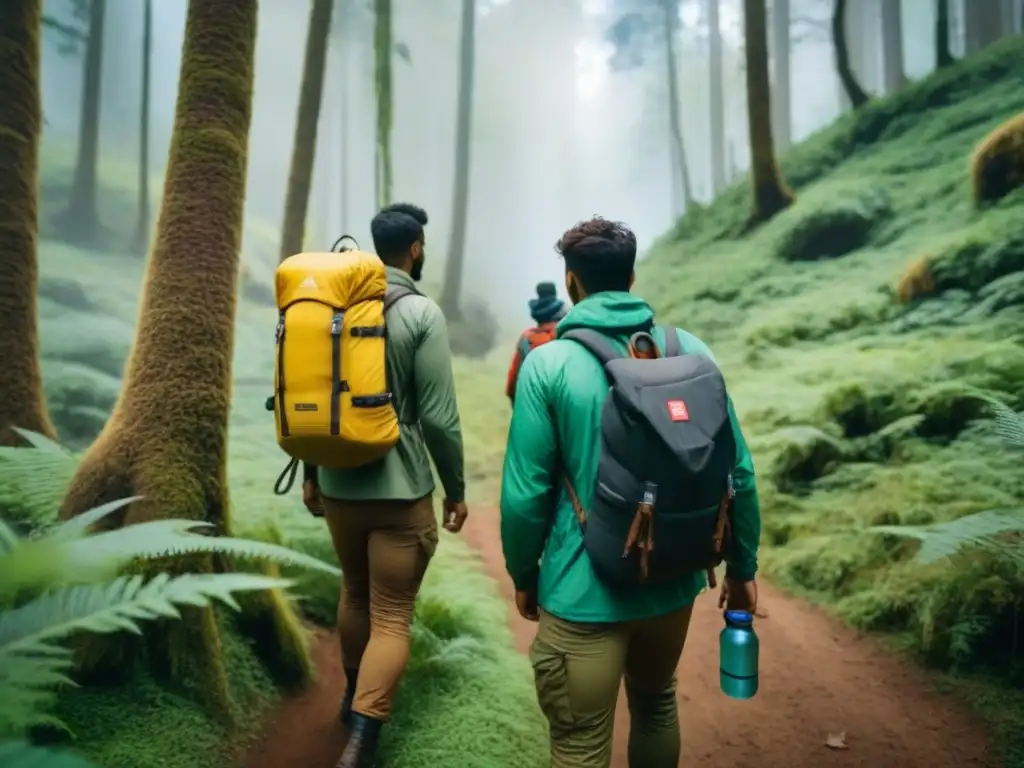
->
[443,499,468,533]
[302,480,322,516]
[718,577,758,615]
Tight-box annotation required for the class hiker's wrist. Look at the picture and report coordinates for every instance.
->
[724,565,756,582]
[302,462,318,485]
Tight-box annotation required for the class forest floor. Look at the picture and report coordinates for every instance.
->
[241,506,995,768]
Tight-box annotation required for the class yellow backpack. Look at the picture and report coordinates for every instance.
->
[270,243,416,476]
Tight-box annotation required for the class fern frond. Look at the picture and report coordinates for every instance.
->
[0,519,20,554]
[0,434,78,527]
[61,519,342,576]
[8,430,73,455]
[968,391,1024,448]
[0,740,96,768]
[870,508,1024,564]
[50,496,142,541]
[0,646,75,736]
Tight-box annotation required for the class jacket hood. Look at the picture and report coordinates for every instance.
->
[556,291,655,337]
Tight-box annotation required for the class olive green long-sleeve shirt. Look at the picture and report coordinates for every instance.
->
[316,267,466,502]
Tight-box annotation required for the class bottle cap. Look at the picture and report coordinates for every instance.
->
[724,610,753,626]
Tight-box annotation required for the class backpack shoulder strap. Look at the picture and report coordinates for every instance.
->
[561,328,623,367]
[659,325,682,358]
[383,286,419,313]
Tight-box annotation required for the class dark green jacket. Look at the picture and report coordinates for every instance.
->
[499,292,761,623]
[316,267,465,502]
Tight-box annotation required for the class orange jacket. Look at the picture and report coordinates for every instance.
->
[505,322,559,402]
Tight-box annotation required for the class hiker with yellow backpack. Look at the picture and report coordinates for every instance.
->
[271,203,467,768]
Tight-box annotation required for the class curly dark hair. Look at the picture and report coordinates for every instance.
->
[555,216,637,294]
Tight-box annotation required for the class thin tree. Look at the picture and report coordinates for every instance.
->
[131,0,153,255]
[662,0,692,214]
[881,0,906,92]
[707,0,727,195]
[279,0,334,261]
[935,0,954,68]
[0,0,57,445]
[439,0,476,321]
[832,0,870,109]
[964,0,1004,54]
[59,0,310,715]
[61,0,106,245]
[770,0,791,152]
[742,0,794,224]
[374,0,393,209]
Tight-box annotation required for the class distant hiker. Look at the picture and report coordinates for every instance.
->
[504,281,567,404]
[499,216,761,768]
[283,203,468,768]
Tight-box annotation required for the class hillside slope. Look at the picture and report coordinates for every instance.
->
[637,36,1024,761]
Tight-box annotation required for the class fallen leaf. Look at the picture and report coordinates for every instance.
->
[825,732,849,750]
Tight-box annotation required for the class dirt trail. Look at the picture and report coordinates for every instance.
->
[241,507,996,768]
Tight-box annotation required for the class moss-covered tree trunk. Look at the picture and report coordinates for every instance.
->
[374,0,393,210]
[61,0,106,245]
[662,0,693,215]
[0,0,57,447]
[131,0,153,256]
[279,0,334,262]
[935,0,954,69]
[880,0,905,93]
[770,0,791,153]
[832,0,870,109]
[439,0,475,321]
[58,0,310,720]
[743,0,794,224]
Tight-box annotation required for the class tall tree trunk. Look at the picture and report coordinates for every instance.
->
[743,0,793,224]
[936,0,955,67]
[964,0,1004,54]
[339,29,350,235]
[131,0,153,255]
[770,0,791,153]
[0,0,57,446]
[279,0,334,262]
[59,0,310,718]
[833,0,870,109]
[439,0,475,321]
[61,0,106,245]
[707,0,727,196]
[881,0,906,92]
[374,0,393,210]
[662,0,692,215]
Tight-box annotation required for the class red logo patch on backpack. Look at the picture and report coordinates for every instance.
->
[667,399,689,422]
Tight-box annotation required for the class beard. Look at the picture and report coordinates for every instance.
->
[411,253,425,282]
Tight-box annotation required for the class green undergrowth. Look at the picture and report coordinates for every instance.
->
[636,37,1024,764]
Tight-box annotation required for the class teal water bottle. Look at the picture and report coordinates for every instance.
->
[720,610,759,700]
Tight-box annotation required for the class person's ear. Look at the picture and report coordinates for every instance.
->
[410,240,422,261]
[629,270,636,289]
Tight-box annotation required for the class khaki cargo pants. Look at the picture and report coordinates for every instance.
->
[529,605,693,768]
[322,494,438,721]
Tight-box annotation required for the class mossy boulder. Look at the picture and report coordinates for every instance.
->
[970,111,1024,206]
[42,362,120,450]
[769,426,846,493]
[448,298,498,359]
[929,232,1024,295]
[819,382,904,438]
[906,383,988,441]
[38,276,98,312]
[772,183,891,262]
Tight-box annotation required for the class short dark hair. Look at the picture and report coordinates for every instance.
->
[371,202,428,265]
[555,216,637,294]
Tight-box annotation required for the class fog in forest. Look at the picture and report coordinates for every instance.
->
[39,0,986,326]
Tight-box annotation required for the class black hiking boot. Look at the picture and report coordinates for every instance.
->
[335,712,383,768]
[338,667,359,725]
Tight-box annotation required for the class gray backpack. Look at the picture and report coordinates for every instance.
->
[558,327,736,587]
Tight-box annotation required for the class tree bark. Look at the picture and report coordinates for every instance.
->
[439,0,475,321]
[279,0,334,262]
[707,0,727,196]
[936,0,955,67]
[743,0,794,224]
[770,0,791,153]
[832,0,870,109]
[964,0,1004,54]
[61,0,106,245]
[131,0,153,256]
[374,0,393,210]
[662,0,692,215]
[881,0,906,92]
[0,0,57,446]
[58,0,310,718]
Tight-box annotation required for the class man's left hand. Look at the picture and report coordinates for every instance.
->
[515,589,540,622]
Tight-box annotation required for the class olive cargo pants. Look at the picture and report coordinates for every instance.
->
[322,494,438,721]
[529,605,693,768]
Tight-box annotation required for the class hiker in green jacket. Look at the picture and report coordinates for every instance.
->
[500,216,761,768]
[303,203,468,768]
